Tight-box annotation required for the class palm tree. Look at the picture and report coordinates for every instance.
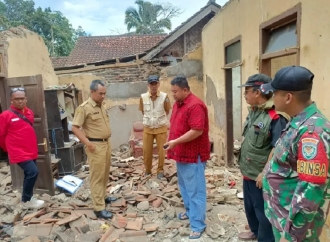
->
[125,0,172,34]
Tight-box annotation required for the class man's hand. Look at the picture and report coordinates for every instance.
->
[87,142,96,153]
[256,173,263,189]
[163,140,178,150]
[279,238,289,242]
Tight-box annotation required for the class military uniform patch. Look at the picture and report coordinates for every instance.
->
[258,122,264,128]
[301,138,319,160]
[297,133,328,184]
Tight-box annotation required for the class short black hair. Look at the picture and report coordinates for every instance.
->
[90,80,105,91]
[170,76,190,90]
[293,88,312,103]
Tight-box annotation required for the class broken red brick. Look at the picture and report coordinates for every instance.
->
[56,213,81,226]
[23,208,47,221]
[112,214,128,229]
[126,213,137,219]
[152,198,163,208]
[148,194,157,202]
[135,195,148,202]
[143,223,159,232]
[105,228,125,242]
[119,230,147,238]
[99,226,115,242]
[125,217,143,231]
[132,190,151,196]
[73,209,97,220]
[110,198,126,207]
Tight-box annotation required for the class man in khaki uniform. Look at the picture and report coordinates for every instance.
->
[72,80,115,219]
[139,75,171,179]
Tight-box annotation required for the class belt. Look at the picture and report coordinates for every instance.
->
[87,137,108,142]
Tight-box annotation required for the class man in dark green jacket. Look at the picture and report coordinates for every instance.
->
[237,74,288,242]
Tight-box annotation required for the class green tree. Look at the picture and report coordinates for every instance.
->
[75,25,89,37]
[0,0,88,57]
[125,0,182,34]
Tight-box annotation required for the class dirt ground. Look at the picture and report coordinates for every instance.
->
[0,153,255,242]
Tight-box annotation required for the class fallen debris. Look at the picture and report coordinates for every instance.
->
[0,150,247,242]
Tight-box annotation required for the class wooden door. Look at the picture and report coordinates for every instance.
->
[2,75,54,195]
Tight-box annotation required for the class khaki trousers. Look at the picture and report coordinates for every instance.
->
[143,132,167,174]
[85,141,111,211]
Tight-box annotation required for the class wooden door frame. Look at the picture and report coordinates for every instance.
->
[224,35,242,167]
[4,75,55,195]
[0,77,7,109]
[259,3,302,75]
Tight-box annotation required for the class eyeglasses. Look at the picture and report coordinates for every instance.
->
[11,87,25,93]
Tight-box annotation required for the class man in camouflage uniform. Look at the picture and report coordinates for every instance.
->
[237,74,288,242]
[261,66,330,242]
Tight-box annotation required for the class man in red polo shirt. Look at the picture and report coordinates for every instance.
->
[164,76,210,240]
[0,88,44,209]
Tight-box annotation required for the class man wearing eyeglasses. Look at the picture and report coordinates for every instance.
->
[0,87,45,209]
[237,74,288,242]
[139,75,171,179]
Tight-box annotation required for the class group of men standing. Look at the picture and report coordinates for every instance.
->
[238,66,330,242]
[0,65,330,241]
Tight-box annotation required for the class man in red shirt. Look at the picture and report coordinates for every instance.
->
[164,76,210,240]
[0,88,44,209]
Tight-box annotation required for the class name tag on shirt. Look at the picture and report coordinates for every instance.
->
[11,118,19,122]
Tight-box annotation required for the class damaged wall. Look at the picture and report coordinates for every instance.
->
[159,44,204,105]
[56,62,159,149]
[202,0,330,239]
[202,0,330,162]
[0,27,59,88]
[57,45,204,149]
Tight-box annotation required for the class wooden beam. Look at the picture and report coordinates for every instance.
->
[142,4,220,60]
[260,48,298,60]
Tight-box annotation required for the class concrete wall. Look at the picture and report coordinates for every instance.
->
[202,0,330,240]
[0,27,59,88]
[57,63,153,149]
[160,44,204,104]
[57,45,204,149]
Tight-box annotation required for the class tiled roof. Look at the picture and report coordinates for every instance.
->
[64,34,167,67]
[50,57,68,68]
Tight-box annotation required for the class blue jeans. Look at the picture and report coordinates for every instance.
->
[243,179,274,242]
[17,160,38,202]
[176,156,206,232]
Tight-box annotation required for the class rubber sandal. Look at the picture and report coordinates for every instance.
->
[189,231,202,239]
[238,231,257,240]
[177,212,189,220]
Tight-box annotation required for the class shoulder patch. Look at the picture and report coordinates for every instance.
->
[80,100,88,107]
[297,132,329,184]
[301,138,319,160]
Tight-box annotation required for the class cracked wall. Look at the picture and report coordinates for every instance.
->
[0,27,59,88]
[202,0,330,239]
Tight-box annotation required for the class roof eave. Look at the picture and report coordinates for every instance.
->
[142,3,220,60]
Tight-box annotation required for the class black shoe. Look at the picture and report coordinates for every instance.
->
[94,209,113,219]
[105,197,117,204]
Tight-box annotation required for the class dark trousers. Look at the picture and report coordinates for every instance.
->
[243,179,274,242]
[17,160,38,202]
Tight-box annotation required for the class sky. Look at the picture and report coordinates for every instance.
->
[33,0,229,36]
